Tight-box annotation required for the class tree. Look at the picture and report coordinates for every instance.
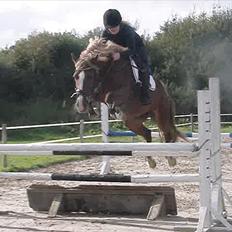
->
[148,8,232,113]
[0,31,86,124]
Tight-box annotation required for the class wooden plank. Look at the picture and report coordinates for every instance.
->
[27,184,177,216]
[196,207,208,232]
[147,194,165,220]
[48,194,63,218]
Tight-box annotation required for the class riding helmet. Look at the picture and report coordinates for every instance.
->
[103,9,122,28]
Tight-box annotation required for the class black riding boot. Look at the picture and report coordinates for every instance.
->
[139,71,151,105]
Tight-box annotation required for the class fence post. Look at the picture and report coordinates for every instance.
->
[1,124,7,143]
[190,113,194,132]
[100,103,111,174]
[79,119,84,143]
[1,124,7,168]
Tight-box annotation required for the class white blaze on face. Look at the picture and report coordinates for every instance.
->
[77,71,86,112]
[78,71,85,90]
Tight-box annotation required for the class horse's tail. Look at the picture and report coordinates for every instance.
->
[169,97,188,142]
[160,79,187,142]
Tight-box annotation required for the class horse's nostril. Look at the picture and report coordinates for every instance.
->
[75,96,87,113]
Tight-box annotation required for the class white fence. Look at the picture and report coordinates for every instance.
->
[1,113,232,144]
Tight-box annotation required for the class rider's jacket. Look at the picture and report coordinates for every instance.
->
[101,22,148,66]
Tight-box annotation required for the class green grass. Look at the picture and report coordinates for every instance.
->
[1,130,160,172]
[7,127,80,143]
[221,125,232,133]
[0,155,85,172]
[178,125,232,133]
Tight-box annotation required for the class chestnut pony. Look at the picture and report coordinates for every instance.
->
[72,38,185,168]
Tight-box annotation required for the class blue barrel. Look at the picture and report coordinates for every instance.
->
[107,130,137,137]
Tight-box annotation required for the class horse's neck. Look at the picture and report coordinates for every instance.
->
[104,59,132,90]
[101,59,134,106]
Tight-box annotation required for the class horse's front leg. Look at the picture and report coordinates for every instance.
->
[87,101,100,119]
[123,115,157,169]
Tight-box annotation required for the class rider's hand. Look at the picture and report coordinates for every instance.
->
[112,52,120,61]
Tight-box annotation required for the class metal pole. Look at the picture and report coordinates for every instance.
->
[1,124,7,168]
[190,113,194,132]
[1,124,7,143]
[79,119,84,143]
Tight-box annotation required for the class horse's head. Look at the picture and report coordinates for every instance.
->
[71,37,128,113]
[72,58,101,113]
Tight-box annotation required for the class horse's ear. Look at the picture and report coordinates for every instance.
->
[71,53,77,64]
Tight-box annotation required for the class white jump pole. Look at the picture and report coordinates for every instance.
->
[0,172,200,183]
[0,143,197,153]
[100,103,111,174]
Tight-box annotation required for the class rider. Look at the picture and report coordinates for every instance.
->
[101,9,152,105]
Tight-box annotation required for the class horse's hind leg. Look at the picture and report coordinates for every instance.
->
[123,116,157,169]
[152,108,177,167]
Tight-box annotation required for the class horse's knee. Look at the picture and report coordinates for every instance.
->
[164,131,177,143]
[143,127,152,142]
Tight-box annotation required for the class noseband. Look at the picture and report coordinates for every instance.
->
[70,89,85,98]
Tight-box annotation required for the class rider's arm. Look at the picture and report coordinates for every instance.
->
[120,29,137,59]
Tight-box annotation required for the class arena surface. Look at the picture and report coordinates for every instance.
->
[0,147,231,232]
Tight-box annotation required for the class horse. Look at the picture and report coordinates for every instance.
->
[71,37,185,168]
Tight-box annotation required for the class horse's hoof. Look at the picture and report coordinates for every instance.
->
[166,156,177,167]
[147,157,157,169]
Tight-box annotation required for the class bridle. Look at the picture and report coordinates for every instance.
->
[71,58,114,100]
[71,59,100,98]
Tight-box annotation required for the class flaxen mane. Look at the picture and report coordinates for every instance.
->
[75,37,128,70]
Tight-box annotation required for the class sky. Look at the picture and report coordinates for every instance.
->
[0,0,232,48]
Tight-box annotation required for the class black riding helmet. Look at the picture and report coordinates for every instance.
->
[103,9,122,28]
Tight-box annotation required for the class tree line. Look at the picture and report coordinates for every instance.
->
[1,8,232,125]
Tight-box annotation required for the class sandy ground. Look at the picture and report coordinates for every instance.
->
[0,146,232,232]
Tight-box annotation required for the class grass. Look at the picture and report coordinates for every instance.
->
[7,127,81,143]
[0,155,85,172]
[1,125,146,172]
[221,125,232,133]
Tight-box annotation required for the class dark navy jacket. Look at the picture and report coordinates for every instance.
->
[101,22,148,65]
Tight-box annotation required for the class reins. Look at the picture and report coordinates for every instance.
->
[71,55,130,101]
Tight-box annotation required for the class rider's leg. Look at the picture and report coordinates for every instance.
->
[135,47,152,105]
[139,68,151,105]
[133,49,152,105]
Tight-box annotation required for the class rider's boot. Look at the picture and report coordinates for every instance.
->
[139,71,151,105]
